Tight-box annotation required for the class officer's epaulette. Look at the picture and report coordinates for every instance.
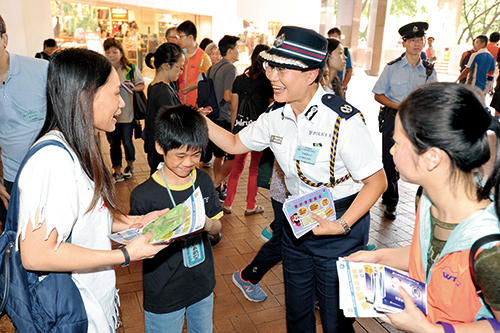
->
[265,101,286,113]
[321,94,360,120]
[387,55,404,66]
[422,60,434,79]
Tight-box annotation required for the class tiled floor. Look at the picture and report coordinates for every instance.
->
[106,133,414,333]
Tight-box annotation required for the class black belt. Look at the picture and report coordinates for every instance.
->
[334,192,358,212]
[386,107,397,116]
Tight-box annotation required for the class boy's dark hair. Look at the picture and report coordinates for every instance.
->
[490,32,500,43]
[155,105,208,153]
[0,15,6,35]
[218,35,240,57]
[199,38,213,50]
[177,20,197,40]
[44,38,57,48]
[327,27,341,37]
[475,35,488,46]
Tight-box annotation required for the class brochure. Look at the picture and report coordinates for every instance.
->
[108,187,206,245]
[120,80,135,94]
[282,186,336,238]
[337,258,427,318]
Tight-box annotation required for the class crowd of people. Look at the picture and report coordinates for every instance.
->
[1,11,500,333]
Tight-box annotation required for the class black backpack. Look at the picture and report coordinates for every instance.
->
[197,63,228,120]
[233,80,259,134]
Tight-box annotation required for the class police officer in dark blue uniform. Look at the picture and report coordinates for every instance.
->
[373,22,437,220]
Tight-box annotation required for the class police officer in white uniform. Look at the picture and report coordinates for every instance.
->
[202,26,386,333]
[373,22,437,220]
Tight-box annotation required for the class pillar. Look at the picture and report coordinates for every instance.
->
[366,0,390,76]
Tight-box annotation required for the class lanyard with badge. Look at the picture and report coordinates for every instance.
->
[292,103,366,188]
[160,165,205,268]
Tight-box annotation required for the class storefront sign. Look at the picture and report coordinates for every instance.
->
[111,8,128,20]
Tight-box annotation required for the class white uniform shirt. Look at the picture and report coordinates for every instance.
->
[239,86,382,200]
[17,130,117,333]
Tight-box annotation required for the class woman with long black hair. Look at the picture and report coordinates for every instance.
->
[17,48,168,332]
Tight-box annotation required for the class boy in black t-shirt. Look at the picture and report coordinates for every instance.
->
[130,105,222,333]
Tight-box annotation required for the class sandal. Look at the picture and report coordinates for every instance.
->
[222,204,232,214]
[245,205,265,216]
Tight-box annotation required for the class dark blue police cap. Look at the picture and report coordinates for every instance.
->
[398,22,429,40]
[259,26,328,70]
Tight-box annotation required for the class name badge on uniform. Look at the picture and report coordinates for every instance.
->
[293,145,319,164]
[22,109,43,124]
[182,234,205,268]
[270,135,283,144]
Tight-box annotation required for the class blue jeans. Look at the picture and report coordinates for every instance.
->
[105,121,135,168]
[145,293,213,333]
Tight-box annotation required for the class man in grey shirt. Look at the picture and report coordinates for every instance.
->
[207,35,239,200]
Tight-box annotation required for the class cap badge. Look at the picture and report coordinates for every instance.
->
[413,26,418,32]
[340,104,353,114]
[274,33,285,48]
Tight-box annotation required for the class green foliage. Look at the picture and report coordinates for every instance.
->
[390,0,419,17]
[459,0,500,45]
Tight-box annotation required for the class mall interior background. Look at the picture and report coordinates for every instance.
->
[0,0,470,76]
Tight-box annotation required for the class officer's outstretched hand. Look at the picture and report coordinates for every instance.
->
[380,286,433,333]
[310,213,345,235]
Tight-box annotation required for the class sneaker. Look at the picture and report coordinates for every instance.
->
[232,271,267,302]
[113,173,125,183]
[208,232,222,246]
[365,244,377,251]
[215,184,227,201]
[261,226,273,241]
[383,205,397,220]
[123,166,134,179]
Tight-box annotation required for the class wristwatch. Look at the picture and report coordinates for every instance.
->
[117,246,130,267]
[337,218,351,234]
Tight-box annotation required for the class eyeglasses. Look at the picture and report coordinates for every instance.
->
[262,62,289,77]
[172,64,183,71]
[178,34,187,39]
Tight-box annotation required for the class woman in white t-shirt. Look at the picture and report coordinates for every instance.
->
[17,48,169,333]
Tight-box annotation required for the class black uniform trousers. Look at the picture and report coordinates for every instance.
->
[381,111,399,207]
[282,193,369,333]
[241,198,284,284]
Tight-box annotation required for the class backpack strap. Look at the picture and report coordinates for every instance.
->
[469,234,500,298]
[4,140,73,233]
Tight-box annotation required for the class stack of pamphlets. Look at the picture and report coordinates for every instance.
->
[108,187,206,245]
[337,258,427,317]
[282,186,336,238]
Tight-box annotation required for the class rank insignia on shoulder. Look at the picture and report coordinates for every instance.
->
[265,101,286,113]
[321,94,360,120]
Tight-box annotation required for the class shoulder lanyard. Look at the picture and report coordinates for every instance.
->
[160,165,195,206]
[295,112,366,188]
